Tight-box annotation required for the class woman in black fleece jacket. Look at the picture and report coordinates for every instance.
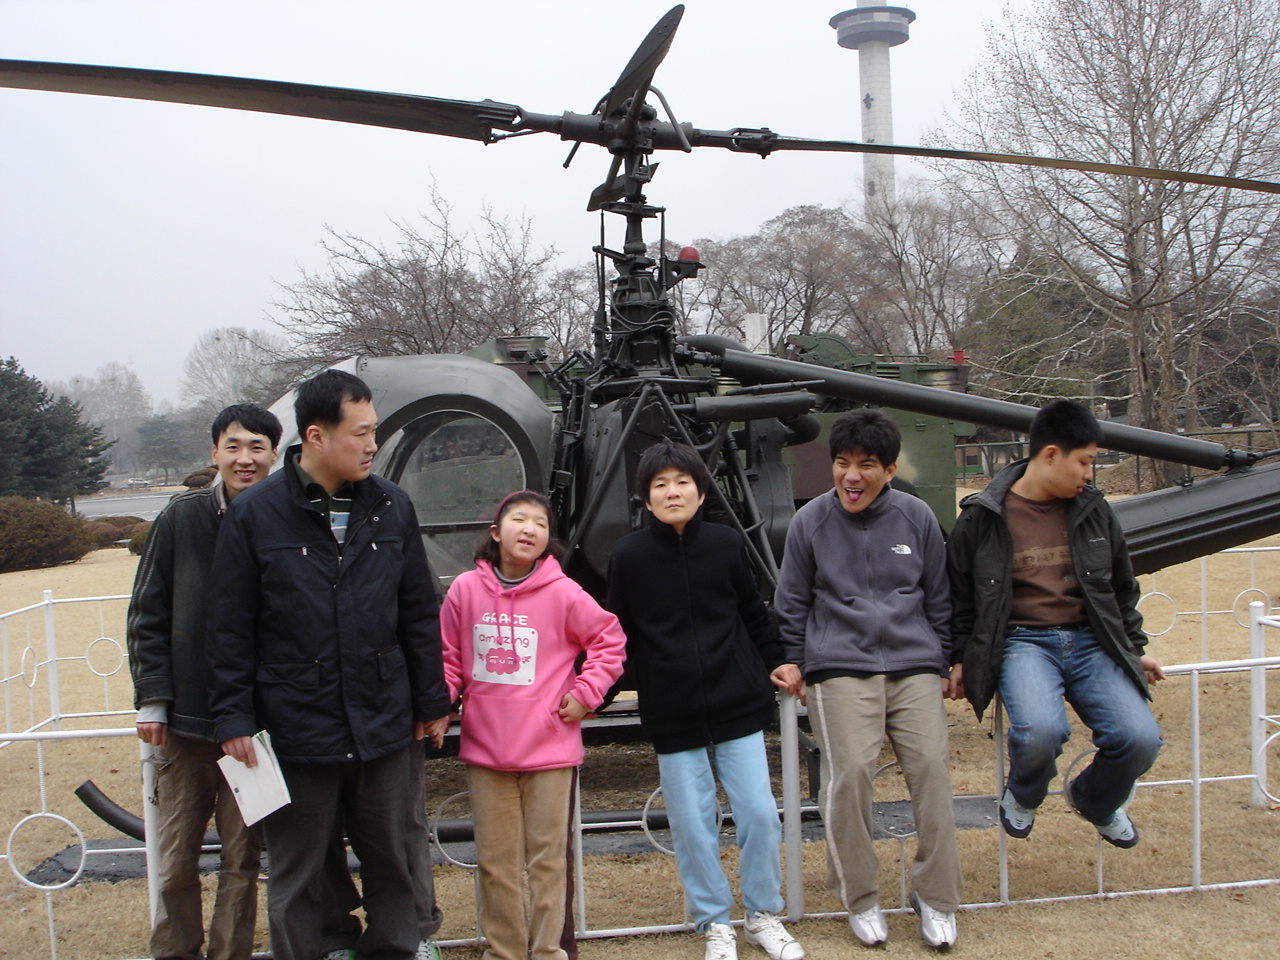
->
[606,441,804,960]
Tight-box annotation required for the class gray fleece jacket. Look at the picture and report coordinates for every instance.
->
[774,486,951,677]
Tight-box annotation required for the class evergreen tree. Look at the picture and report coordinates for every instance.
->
[136,414,189,482]
[0,358,113,506]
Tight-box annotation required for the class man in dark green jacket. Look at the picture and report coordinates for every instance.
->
[128,403,281,960]
[947,399,1164,849]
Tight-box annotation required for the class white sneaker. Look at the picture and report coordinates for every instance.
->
[910,891,957,950]
[705,922,739,960]
[847,903,887,947]
[319,951,355,960]
[743,911,805,960]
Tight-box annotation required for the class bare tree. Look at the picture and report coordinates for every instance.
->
[943,0,1280,480]
[273,190,566,363]
[683,205,864,354]
[180,326,294,414]
[542,262,599,359]
[846,182,1001,357]
[474,207,560,338]
[52,361,153,473]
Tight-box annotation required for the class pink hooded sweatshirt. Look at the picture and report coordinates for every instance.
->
[440,556,626,771]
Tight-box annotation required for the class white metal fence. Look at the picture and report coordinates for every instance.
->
[3,554,1279,959]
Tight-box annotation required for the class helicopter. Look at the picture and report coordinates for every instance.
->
[5,4,1280,592]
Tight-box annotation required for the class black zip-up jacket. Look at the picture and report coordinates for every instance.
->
[605,513,784,754]
[127,484,227,741]
[206,455,451,763]
[947,459,1150,720]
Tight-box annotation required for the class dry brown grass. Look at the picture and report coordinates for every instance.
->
[2,510,1279,960]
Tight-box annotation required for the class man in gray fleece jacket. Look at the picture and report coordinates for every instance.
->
[774,408,961,951]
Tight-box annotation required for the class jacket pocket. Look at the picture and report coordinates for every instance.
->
[460,687,565,769]
[1077,538,1113,583]
[367,535,405,562]
[254,660,323,733]
[376,644,406,681]
[256,660,320,688]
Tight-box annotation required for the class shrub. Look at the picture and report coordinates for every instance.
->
[94,515,145,529]
[84,521,125,548]
[128,522,154,556]
[183,467,216,488]
[0,497,96,573]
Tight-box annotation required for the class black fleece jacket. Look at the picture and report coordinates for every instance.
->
[606,513,784,754]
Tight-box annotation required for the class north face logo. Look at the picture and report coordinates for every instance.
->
[891,544,913,555]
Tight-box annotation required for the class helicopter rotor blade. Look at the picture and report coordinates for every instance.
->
[0,59,523,143]
[8,51,1279,199]
[690,127,1280,196]
[600,5,684,121]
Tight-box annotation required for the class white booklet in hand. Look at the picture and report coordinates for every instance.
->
[217,730,291,826]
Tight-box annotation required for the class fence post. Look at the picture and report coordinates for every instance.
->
[779,694,804,920]
[1250,601,1269,807]
[42,590,62,730]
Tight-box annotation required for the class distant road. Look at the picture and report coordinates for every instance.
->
[77,493,175,522]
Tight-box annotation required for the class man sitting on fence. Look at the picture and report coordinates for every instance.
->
[127,403,281,960]
[947,398,1165,848]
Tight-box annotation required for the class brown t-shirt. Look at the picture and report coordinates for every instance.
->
[1006,490,1084,627]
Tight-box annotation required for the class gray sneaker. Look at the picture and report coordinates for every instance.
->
[415,940,442,960]
[1066,779,1140,848]
[1094,808,1140,848]
[997,787,1036,839]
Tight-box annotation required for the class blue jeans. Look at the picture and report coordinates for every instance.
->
[656,731,784,930]
[999,626,1163,824]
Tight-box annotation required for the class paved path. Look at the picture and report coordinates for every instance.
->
[77,492,174,521]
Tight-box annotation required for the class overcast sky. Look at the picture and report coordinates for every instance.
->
[1,0,1025,404]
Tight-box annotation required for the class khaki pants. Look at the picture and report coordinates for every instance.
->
[467,765,574,960]
[809,674,963,914]
[151,732,263,960]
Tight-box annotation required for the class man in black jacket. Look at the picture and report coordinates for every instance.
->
[128,402,281,960]
[947,400,1164,849]
[208,371,452,960]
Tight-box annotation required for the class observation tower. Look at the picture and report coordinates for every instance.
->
[829,4,915,211]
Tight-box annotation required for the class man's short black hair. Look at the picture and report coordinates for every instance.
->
[636,440,712,500]
[294,370,373,435]
[828,408,901,467]
[210,403,282,449]
[1027,399,1103,458]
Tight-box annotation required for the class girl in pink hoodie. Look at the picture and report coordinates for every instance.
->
[440,491,626,960]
